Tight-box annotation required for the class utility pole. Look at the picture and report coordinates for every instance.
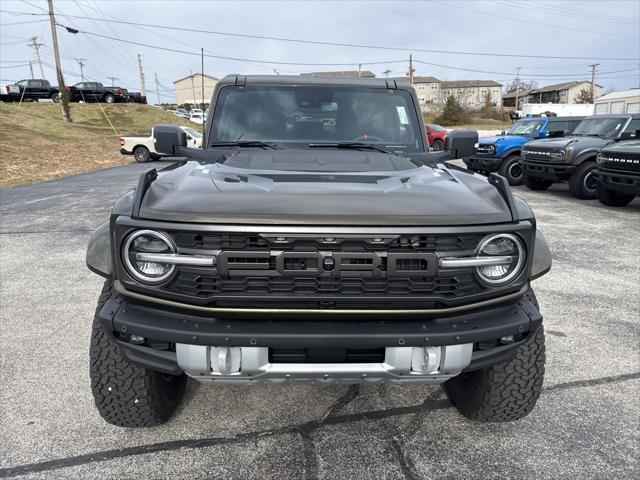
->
[75,58,87,82]
[107,76,118,87]
[358,64,362,78]
[137,53,147,97]
[589,63,599,102]
[28,61,35,79]
[154,72,160,106]
[28,37,45,79]
[47,0,71,122]
[201,47,205,110]
[409,54,415,84]
[514,66,522,110]
[190,70,196,106]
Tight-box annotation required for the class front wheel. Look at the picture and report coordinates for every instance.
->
[596,183,635,207]
[524,174,552,191]
[133,146,151,163]
[90,281,186,427]
[50,92,60,103]
[568,161,597,199]
[445,320,545,422]
[498,155,524,186]
[104,93,115,104]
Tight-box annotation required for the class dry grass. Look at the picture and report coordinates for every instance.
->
[0,103,194,188]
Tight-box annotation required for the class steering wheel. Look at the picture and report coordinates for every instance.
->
[351,135,385,143]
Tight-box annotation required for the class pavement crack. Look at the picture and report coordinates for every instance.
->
[2,371,638,478]
[322,385,360,420]
[298,430,320,480]
[389,435,420,480]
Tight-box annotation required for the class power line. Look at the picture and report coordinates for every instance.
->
[432,0,637,37]
[2,9,638,60]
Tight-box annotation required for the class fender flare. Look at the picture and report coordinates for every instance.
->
[86,221,112,277]
[530,230,552,280]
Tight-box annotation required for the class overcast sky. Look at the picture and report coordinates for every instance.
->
[1,0,639,103]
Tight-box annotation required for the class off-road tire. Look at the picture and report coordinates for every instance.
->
[104,93,115,104]
[432,139,444,151]
[133,146,151,163]
[568,161,597,199]
[444,292,545,422]
[596,183,634,207]
[524,174,552,191]
[498,155,524,186]
[90,280,187,427]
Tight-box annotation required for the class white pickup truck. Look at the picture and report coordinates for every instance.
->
[120,126,202,163]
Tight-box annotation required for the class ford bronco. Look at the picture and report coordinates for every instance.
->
[521,114,640,199]
[593,139,640,207]
[464,116,583,186]
[86,75,552,427]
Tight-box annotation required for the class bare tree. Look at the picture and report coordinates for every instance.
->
[574,88,594,104]
[504,79,538,94]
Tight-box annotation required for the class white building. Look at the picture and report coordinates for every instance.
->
[594,89,640,114]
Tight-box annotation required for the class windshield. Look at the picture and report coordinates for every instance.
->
[428,124,447,132]
[181,127,202,138]
[507,120,545,136]
[210,85,424,152]
[573,117,627,137]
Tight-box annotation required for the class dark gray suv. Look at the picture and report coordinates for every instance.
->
[521,114,640,199]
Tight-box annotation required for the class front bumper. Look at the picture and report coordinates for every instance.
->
[464,156,502,171]
[521,160,575,182]
[98,289,542,383]
[593,168,640,196]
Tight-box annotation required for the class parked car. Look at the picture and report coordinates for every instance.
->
[127,92,147,104]
[521,114,640,199]
[190,108,203,116]
[87,74,552,427]
[0,79,59,102]
[189,112,204,124]
[425,123,448,151]
[465,116,584,185]
[65,82,128,103]
[119,125,202,162]
[592,140,640,207]
[174,108,189,118]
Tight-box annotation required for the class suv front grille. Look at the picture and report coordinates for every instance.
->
[598,153,640,173]
[522,149,556,161]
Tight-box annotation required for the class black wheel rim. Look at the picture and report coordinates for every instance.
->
[509,162,523,180]
[584,171,597,192]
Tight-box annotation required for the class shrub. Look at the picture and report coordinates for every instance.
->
[435,95,468,126]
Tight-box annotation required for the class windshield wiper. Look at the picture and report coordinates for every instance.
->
[308,142,397,155]
[210,141,279,150]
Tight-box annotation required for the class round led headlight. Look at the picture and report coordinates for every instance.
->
[475,233,525,286]
[122,230,176,284]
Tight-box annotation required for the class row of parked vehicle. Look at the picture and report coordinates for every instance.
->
[464,113,640,207]
[0,78,147,104]
[165,107,209,125]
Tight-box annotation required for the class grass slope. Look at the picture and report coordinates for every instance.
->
[0,103,195,188]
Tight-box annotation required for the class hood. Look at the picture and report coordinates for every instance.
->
[137,150,514,225]
[479,135,521,144]
[523,136,609,150]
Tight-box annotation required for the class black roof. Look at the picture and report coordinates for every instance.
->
[218,74,407,89]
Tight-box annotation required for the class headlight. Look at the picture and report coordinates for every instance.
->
[122,230,176,284]
[475,233,526,286]
[550,149,566,159]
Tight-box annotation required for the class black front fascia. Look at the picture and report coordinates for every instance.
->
[593,168,640,196]
[112,217,535,310]
[99,292,541,349]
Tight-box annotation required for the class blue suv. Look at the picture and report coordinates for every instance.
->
[464,116,584,185]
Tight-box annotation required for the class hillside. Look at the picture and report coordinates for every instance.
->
[0,103,195,188]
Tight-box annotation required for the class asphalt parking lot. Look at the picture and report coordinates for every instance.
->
[1,160,638,479]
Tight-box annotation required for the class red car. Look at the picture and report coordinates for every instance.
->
[426,123,449,150]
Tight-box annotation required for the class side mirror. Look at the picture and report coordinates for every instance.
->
[618,130,637,140]
[153,124,187,155]
[540,131,550,138]
[444,129,478,159]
